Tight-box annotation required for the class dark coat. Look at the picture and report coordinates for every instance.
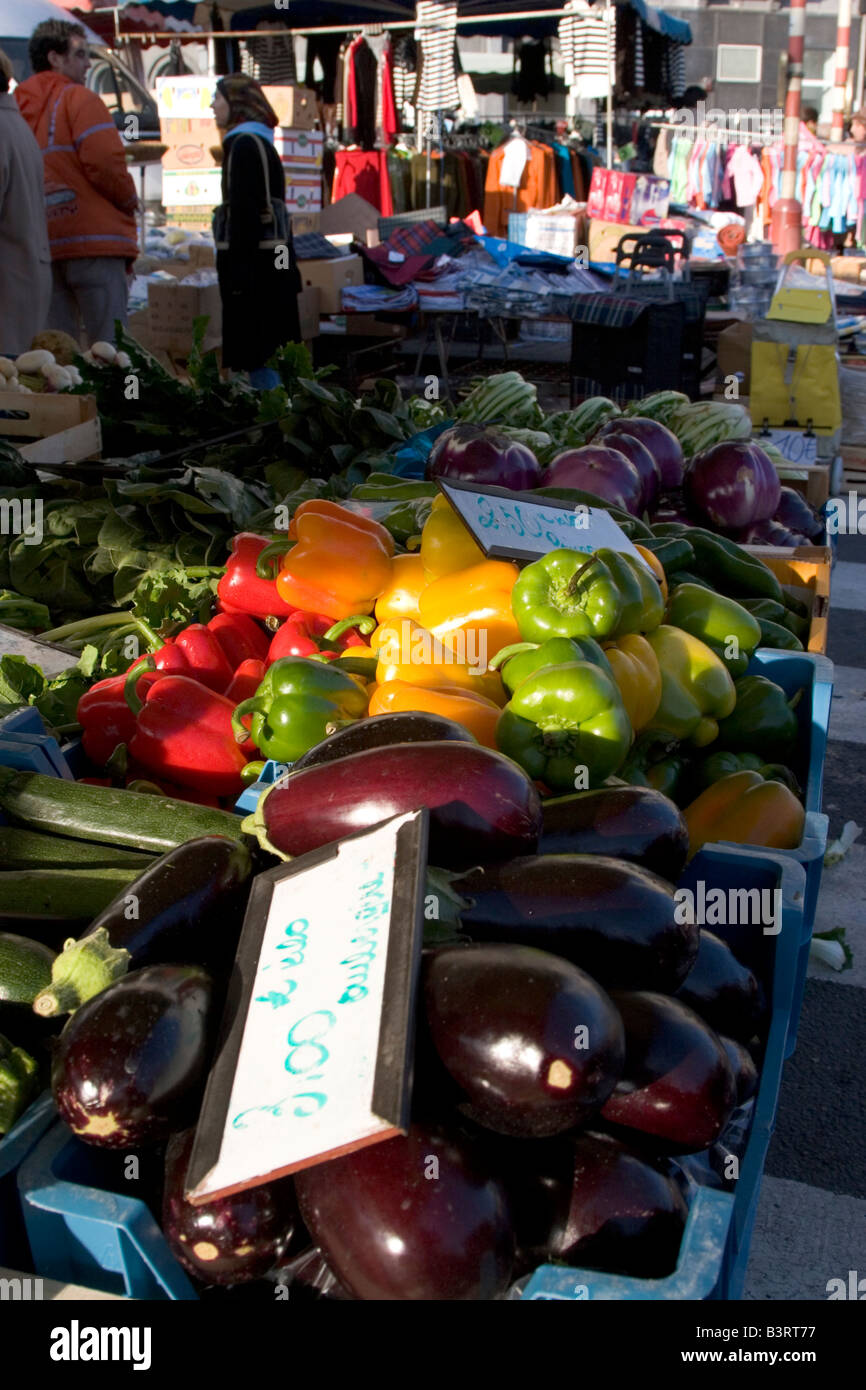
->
[216,131,301,371]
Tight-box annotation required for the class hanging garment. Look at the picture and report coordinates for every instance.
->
[305,33,344,104]
[392,34,417,117]
[332,148,393,215]
[728,145,764,208]
[653,126,670,178]
[239,25,297,85]
[512,39,551,103]
[553,143,576,198]
[350,38,378,150]
[415,1,459,112]
[559,0,615,103]
[500,136,530,189]
[483,140,558,238]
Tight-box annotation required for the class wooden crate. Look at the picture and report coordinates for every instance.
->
[743,545,830,654]
[0,392,100,464]
[840,444,866,490]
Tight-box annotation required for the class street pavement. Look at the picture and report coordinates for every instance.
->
[743,529,866,1300]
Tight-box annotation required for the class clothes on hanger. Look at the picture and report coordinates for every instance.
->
[415,1,460,112]
[332,148,393,215]
[305,33,343,104]
[512,38,552,103]
[559,0,614,102]
[483,135,558,238]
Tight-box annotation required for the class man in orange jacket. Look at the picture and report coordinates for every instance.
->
[15,20,139,345]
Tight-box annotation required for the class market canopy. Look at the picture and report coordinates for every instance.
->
[456,1,690,44]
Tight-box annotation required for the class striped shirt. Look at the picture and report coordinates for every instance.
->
[415,1,459,112]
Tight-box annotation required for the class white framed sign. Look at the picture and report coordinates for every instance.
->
[755,428,819,467]
[436,479,648,565]
[186,809,429,1203]
[0,624,80,678]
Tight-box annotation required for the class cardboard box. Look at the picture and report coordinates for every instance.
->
[344,314,407,338]
[508,209,586,258]
[741,547,830,654]
[587,218,646,266]
[161,117,221,172]
[297,285,320,340]
[0,392,100,463]
[716,320,753,393]
[274,128,324,162]
[188,244,216,268]
[263,86,318,131]
[147,279,221,353]
[162,169,222,209]
[285,180,323,213]
[299,254,363,314]
[586,169,670,226]
[156,76,215,120]
[318,194,380,242]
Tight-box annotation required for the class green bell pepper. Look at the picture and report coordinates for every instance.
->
[601,548,664,638]
[496,660,633,792]
[740,599,809,642]
[231,656,368,764]
[639,535,695,576]
[511,549,624,643]
[686,528,785,604]
[619,743,687,801]
[644,625,737,747]
[714,674,801,761]
[751,617,804,652]
[692,749,801,797]
[665,583,761,678]
[491,637,615,693]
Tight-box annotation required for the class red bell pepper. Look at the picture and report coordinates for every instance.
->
[217,533,294,620]
[267,611,375,665]
[224,657,267,705]
[76,668,162,768]
[207,611,269,668]
[124,668,249,796]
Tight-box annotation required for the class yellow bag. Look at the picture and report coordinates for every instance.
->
[750,251,841,433]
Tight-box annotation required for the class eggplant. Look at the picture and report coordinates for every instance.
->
[544,1132,688,1277]
[423,943,625,1137]
[456,855,696,993]
[292,711,477,771]
[162,1128,298,1285]
[294,1122,515,1300]
[719,1035,759,1104]
[51,964,214,1148]
[262,741,541,869]
[601,991,736,1154]
[33,836,253,1019]
[674,930,764,1043]
[539,786,689,882]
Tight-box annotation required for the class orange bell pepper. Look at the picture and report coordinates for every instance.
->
[372,618,507,706]
[418,558,521,665]
[368,681,502,748]
[275,501,394,621]
[682,770,806,860]
[374,552,427,625]
[634,545,668,602]
[602,633,662,732]
[420,494,486,580]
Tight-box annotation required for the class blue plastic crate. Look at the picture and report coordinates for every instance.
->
[524,845,805,1301]
[234,758,291,815]
[0,1093,56,1270]
[17,1124,197,1300]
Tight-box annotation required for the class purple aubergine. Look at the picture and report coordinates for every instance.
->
[595,426,660,511]
[261,741,542,869]
[598,416,685,489]
[719,1036,759,1103]
[539,786,689,882]
[601,991,736,1154]
[427,423,542,490]
[674,930,764,1042]
[651,489,692,525]
[294,1122,515,1300]
[51,964,213,1147]
[423,943,625,1137]
[736,518,808,547]
[291,711,476,771]
[685,440,781,531]
[455,855,697,993]
[774,486,825,542]
[545,445,644,515]
[162,1127,299,1285]
[545,1132,688,1277]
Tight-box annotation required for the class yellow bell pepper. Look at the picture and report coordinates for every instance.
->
[374,552,427,625]
[683,770,806,860]
[368,680,502,749]
[634,545,668,603]
[418,558,521,664]
[602,633,662,732]
[420,494,486,580]
[372,618,507,706]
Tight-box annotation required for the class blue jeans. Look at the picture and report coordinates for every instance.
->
[248,366,281,390]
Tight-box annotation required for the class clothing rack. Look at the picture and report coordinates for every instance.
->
[650,121,783,147]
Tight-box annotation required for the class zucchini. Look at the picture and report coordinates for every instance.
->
[0,768,249,854]
[34,835,253,1018]
[0,1032,38,1135]
[0,826,156,871]
[0,933,56,1004]
[0,868,144,921]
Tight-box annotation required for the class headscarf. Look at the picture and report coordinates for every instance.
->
[216,74,278,130]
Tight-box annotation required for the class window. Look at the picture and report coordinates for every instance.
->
[717,46,762,84]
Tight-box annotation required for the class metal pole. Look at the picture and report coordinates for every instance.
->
[831,0,853,141]
[605,0,614,169]
[856,13,866,114]
[771,0,806,253]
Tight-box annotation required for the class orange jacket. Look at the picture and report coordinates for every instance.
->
[483,141,558,238]
[15,71,138,263]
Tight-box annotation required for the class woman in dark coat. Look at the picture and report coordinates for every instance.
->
[211,75,301,388]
